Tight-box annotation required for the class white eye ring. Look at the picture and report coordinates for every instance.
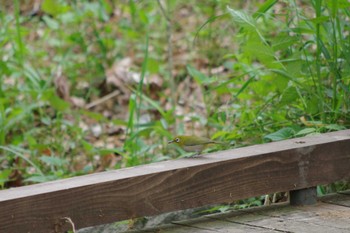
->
[175,138,180,142]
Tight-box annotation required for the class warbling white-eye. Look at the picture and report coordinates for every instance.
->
[168,135,223,156]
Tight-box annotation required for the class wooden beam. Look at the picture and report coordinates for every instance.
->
[1,130,350,233]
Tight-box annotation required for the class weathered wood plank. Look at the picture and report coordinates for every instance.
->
[172,219,280,233]
[125,192,350,233]
[1,130,350,232]
[236,206,350,233]
[205,193,350,233]
[321,193,350,207]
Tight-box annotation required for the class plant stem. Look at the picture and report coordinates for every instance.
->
[314,0,325,122]
[14,0,24,69]
[157,0,177,134]
[330,0,339,118]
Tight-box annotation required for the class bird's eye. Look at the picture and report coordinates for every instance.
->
[175,138,180,143]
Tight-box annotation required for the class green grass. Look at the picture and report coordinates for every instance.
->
[0,0,348,196]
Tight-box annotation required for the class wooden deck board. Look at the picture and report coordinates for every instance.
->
[127,192,350,233]
[1,130,350,232]
[322,192,350,207]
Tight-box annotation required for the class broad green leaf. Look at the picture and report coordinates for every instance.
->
[272,36,299,51]
[295,128,316,136]
[243,40,276,68]
[305,96,320,115]
[48,94,70,111]
[42,0,59,15]
[227,6,267,44]
[227,7,256,30]
[42,89,70,111]
[264,127,295,141]
[280,86,299,106]
[41,0,70,16]
[325,124,346,131]
[0,169,11,188]
[270,69,302,86]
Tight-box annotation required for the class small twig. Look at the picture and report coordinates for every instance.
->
[157,0,171,22]
[86,90,120,109]
[61,217,76,233]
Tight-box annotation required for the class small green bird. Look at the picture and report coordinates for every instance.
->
[168,135,224,156]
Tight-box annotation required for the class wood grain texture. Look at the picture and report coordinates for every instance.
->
[207,194,350,233]
[1,130,350,233]
[135,192,350,233]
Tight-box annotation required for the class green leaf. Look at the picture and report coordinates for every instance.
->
[279,86,299,106]
[42,15,60,30]
[253,0,278,19]
[270,69,302,86]
[325,124,346,131]
[99,148,124,156]
[80,110,112,123]
[264,127,295,141]
[146,58,159,74]
[295,128,316,137]
[40,156,67,167]
[308,16,330,25]
[272,36,299,51]
[4,104,41,132]
[234,75,255,98]
[138,93,166,118]
[41,0,69,16]
[227,6,268,45]
[187,65,213,85]
[49,94,70,111]
[317,185,326,195]
[305,96,320,115]
[0,146,44,176]
[211,131,229,140]
[126,93,136,135]
[193,13,230,45]
[0,169,11,188]
[326,0,350,9]
[0,60,10,75]
[82,140,95,153]
[227,7,256,30]
[42,89,70,111]
[24,175,53,183]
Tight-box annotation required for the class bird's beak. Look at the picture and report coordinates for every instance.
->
[168,140,174,144]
